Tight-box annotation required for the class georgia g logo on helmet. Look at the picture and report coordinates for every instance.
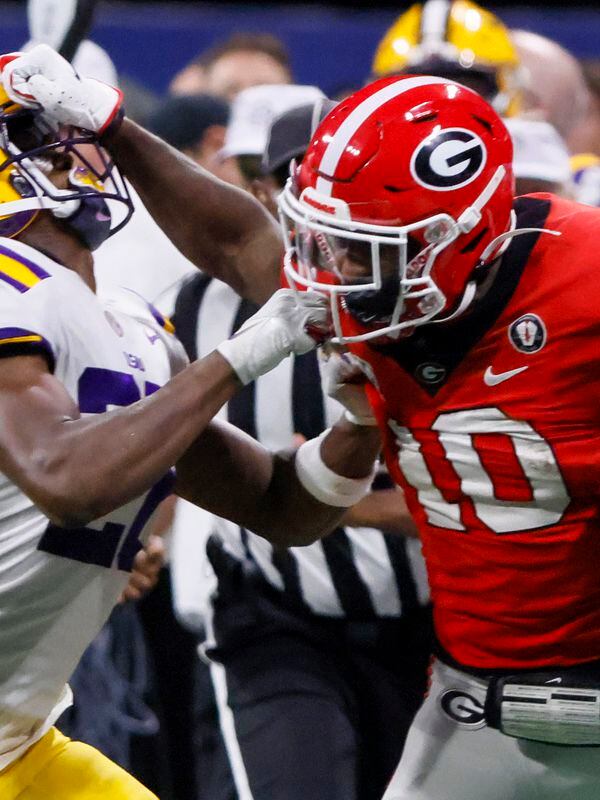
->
[410,128,487,191]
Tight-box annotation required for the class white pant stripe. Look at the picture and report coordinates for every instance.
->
[209,659,255,800]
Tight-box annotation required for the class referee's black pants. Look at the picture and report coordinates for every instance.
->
[194,556,433,800]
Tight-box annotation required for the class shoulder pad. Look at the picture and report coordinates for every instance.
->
[102,287,176,335]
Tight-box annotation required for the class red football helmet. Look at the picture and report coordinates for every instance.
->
[279,75,514,343]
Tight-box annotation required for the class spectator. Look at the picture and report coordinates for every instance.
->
[146,93,234,182]
[511,29,590,143]
[217,83,325,192]
[569,62,600,207]
[504,118,573,197]
[170,33,292,101]
[569,62,600,157]
[510,30,599,206]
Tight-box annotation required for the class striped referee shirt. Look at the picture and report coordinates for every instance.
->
[173,274,430,620]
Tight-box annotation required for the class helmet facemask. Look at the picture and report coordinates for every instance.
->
[0,103,133,250]
[280,183,464,343]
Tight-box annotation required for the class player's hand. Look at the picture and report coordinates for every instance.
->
[119,535,165,603]
[217,288,329,385]
[320,347,377,426]
[0,44,123,135]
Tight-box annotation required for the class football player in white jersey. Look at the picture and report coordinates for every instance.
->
[0,62,384,799]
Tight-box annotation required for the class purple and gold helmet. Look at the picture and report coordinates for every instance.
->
[0,85,133,249]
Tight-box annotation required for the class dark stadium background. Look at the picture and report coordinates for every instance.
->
[1,1,598,98]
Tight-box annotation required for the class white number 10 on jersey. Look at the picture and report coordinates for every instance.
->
[390,407,570,534]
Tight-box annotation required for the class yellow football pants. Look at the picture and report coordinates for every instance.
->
[0,726,158,799]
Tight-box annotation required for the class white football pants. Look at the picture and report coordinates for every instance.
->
[382,659,600,800]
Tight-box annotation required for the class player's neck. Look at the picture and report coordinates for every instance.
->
[18,215,96,292]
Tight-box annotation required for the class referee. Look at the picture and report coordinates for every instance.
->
[169,89,433,800]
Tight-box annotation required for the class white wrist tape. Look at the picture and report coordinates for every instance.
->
[295,430,375,507]
[343,409,378,427]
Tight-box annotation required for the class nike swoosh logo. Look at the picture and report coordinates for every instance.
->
[484,365,529,386]
[546,677,562,684]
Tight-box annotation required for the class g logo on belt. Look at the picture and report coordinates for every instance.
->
[439,689,486,729]
[411,129,487,191]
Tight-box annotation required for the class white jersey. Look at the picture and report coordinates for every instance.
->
[0,237,185,770]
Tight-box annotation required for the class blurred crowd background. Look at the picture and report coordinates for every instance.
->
[2,2,598,103]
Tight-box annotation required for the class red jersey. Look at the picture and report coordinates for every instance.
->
[347,194,600,670]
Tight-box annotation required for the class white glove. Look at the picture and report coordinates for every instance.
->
[217,289,328,385]
[319,348,377,426]
[1,44,122,134]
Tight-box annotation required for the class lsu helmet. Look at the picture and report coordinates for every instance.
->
[0,84,132,250]
[279,75,514,344]
[372,0,521,117]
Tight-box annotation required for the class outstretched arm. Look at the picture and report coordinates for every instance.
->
[175,416,382,548]
[0,46,282,305]
[0,289,326,528]
[0,351,238,527]
[0,353,380,549]
[107,119,282,305]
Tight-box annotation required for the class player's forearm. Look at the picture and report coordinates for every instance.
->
[176,435,346,548]
[320,416,382,478]
[107,119,281,303]
[341,488,419,537]
[29,352,240,526]
[175,417,381,548]
[255,419,382,545]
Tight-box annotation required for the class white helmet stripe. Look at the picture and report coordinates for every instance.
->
[315,76,452,196]
[421,0,452,47]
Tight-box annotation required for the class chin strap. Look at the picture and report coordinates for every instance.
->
[431,211,561,326]
[431,278,478,324]
[477,210,561,265]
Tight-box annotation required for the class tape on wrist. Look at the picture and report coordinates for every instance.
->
[215,339,252,385]
[343,409,378,427]
[295,429,375,507]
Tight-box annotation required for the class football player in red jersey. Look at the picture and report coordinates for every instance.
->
[9,45,600,800]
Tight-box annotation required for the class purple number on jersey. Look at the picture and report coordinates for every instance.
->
[37,367,173,571]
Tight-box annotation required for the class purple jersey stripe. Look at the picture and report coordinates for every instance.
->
[0,271,30,293]
[147,300,175,333]
[124,287,175,334]
[0,326,43,340]
[0,243,51,280]
[0,326,55,369]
